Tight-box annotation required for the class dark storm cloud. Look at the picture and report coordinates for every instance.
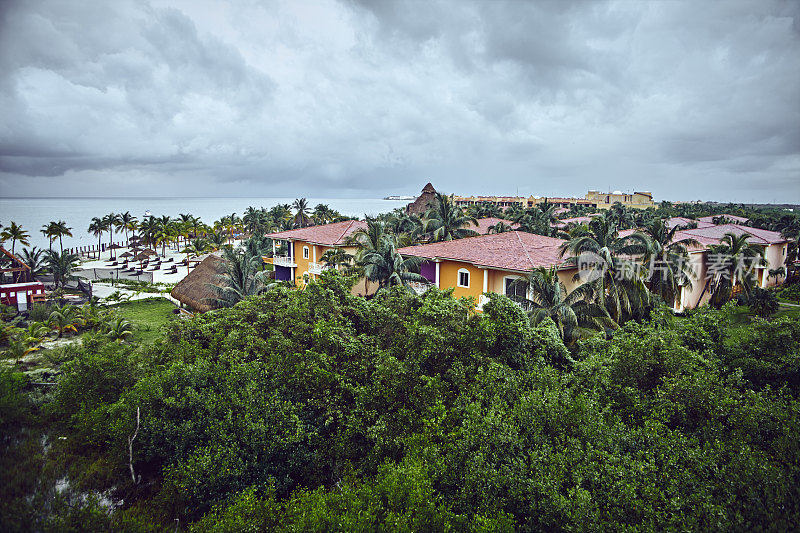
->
[0,0,798,202]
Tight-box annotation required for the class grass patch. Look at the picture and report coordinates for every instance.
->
[110,297,177,344]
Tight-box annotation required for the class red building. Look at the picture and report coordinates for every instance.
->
[0,247,46,311]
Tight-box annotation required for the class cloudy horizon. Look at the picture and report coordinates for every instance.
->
[0,0,798,203]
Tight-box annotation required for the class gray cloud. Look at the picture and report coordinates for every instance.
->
[0,0,798,202]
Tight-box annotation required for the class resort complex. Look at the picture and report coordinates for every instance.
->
[2,193,799,531]
[454,189,655,210]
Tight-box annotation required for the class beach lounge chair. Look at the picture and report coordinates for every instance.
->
[165,258,174,263]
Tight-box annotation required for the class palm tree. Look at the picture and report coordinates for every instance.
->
[242,207,264,237]
[88,218,104,258]
[119,211,137,245]
[48,304,82,338]
[225,212,240,243]
[634,218,699,306]
[488,221,514,234]
[207,231,227,251]
[293,199,312,228]
[154,216,175,256]
[383,210,424,242]
[510,267,614,345]
[0,221,30,257]
[559,214,651,323]
[138,216,158,251]
[41,222,57,252]
[49,220,73,253]
[748,288,779,318]
[23,321,51,350]
[361,240,428,292]
[270,204,294,229]
[607,202,634,230]
[504,203,525,221]
[105,316,135,342]
[423,192,479,242]
[207,246,273,308]
[2,335,41,365]
[320,248,354,273]
[20,247,48,279]
[707,232,765,308]
[768,266,786,285]
[182,239,210,275]
[46,250,80,290]
[102,213,121,259]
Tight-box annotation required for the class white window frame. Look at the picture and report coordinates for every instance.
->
[457,268,470,288]
[303,246,310,259]
[503,275,527,299]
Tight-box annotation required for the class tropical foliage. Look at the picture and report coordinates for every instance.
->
[1,274,797,530]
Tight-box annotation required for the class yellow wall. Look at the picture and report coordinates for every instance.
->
[437,260,581,302]
[438,260,484,300]
[283,240,376,296]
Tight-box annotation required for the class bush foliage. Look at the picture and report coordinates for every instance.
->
[2,272,799,531]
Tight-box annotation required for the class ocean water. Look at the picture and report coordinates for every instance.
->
[0,197,409,251]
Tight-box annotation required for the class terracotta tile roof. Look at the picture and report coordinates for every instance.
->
[473,217,518,234]
[698,214,749,224]
[552,215,597,228]
[265,220,367,246]
[665,217,715,230]
[673,224,786,248]
[398,231,568,272]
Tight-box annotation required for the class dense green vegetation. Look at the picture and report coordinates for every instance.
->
[2,272,798,531]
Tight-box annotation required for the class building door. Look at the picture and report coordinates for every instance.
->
[16,292,28,312]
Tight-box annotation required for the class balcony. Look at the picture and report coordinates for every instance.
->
[272,256,297,268]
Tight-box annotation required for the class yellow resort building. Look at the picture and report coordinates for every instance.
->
[397,231,579,308]
[454,190,655,210]
[264,220,372,294]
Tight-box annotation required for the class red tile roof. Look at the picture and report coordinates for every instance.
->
[665,217,715,230]
[673,224,786,248]
[265,220,367,246]
[473,217,518,234]
[698,214,749,224]
[552,215,597,228]
[398,231,568,272]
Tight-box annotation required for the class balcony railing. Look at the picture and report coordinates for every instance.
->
[273,256,297,268]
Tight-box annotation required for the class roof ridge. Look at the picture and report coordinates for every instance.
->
[335,220,356,245]
[514,231,537,271]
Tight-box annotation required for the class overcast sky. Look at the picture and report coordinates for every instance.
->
[0,0,798,202]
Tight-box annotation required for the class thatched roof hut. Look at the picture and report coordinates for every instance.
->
[170,254,226,313]
[405,182,438,215]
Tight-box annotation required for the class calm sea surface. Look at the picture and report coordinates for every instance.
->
[0,197,409,251]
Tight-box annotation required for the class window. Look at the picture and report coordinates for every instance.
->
[457,268,470,288]
[303,246,309,259]
[504,277,527,300]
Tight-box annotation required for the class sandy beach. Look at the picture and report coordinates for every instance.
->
[73,239,240,302]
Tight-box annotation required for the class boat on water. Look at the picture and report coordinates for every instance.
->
[383,195,415,200]
[144,210,152,217]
